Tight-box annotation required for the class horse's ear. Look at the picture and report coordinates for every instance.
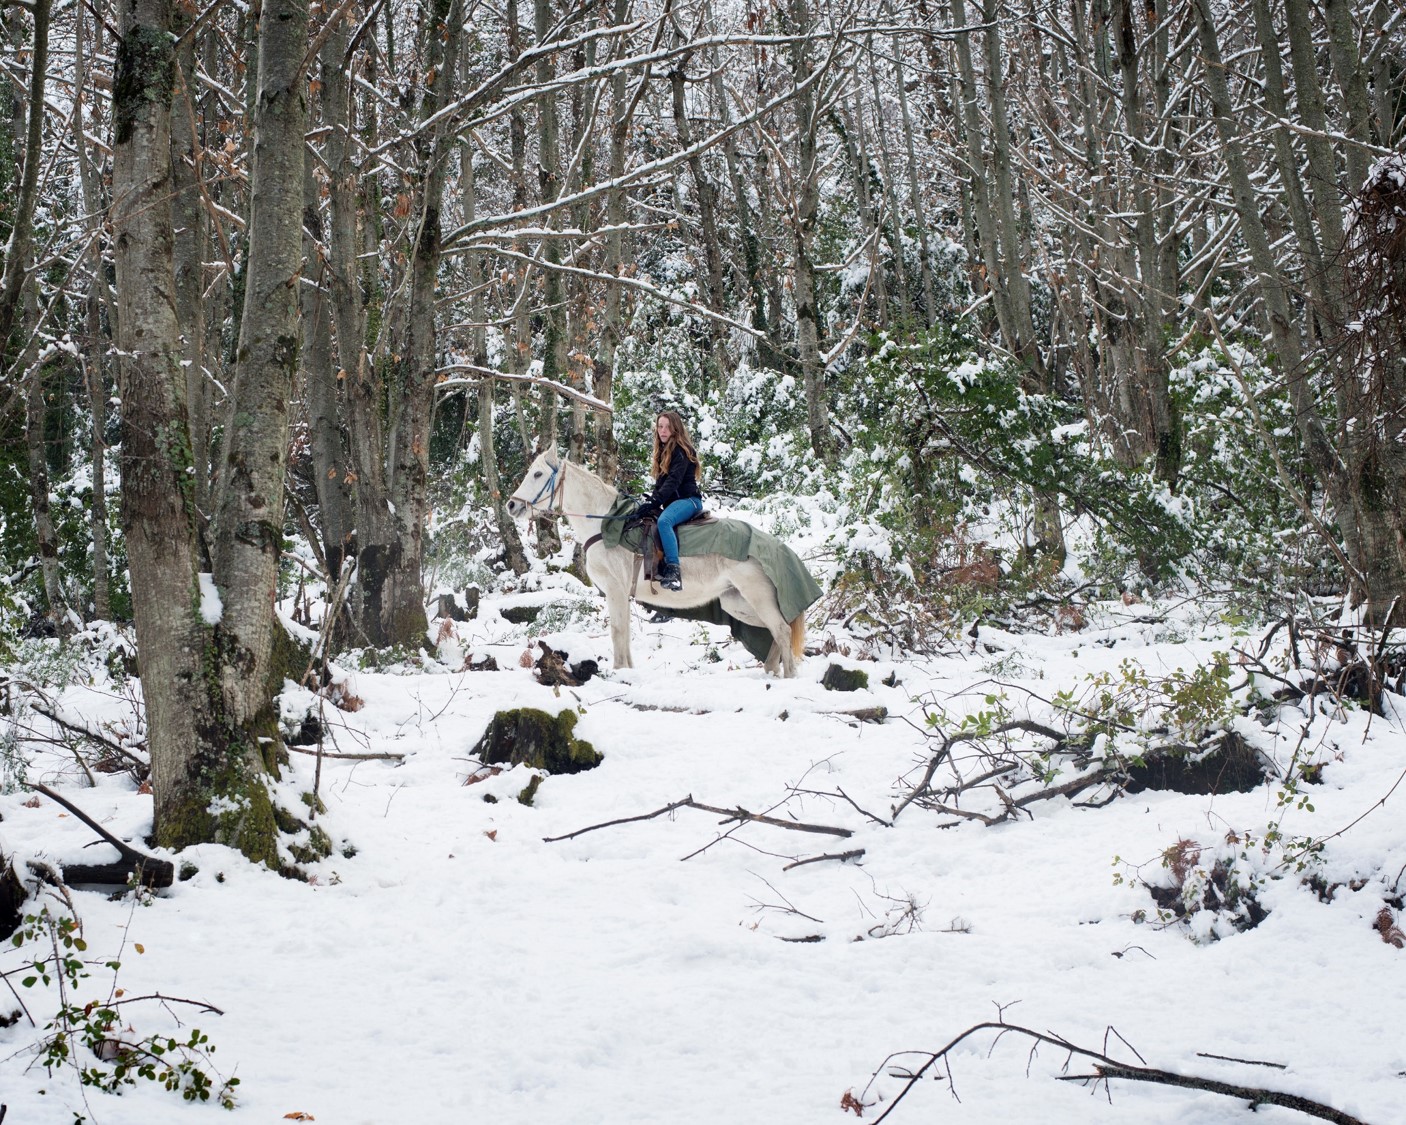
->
[543,447,561,467]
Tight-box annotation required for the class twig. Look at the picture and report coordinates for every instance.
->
[892,718,1071,822]
[783,848,865,871]
[30,700,147,771]
[687,799,852,837]
[1196,1051,1287,1070]
[544,796,851,843]
[110,992,225,1015]
[798,785,890,827]
[543,797,695,842]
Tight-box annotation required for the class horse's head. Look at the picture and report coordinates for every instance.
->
[505,449,561,518]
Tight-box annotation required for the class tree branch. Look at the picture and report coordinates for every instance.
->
[543,796,851,843]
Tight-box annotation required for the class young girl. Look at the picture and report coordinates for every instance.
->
[636,410,702,591]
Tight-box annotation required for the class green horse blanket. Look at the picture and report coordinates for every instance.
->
[597,498,824,661]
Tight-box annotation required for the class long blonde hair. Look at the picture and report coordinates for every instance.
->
[650,410,701,481]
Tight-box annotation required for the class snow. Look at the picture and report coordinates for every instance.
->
[2,591,1406,1124]
[198,573,223,625]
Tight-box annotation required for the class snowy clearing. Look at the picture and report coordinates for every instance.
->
[2,588,1404,1125]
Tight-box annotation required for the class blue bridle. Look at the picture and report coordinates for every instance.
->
[526,460,562,512]
[518,458,637,522]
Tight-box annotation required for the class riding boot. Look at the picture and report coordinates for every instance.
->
[660,562,682,591]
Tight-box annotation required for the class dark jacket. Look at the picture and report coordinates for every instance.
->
[648,447,702,509]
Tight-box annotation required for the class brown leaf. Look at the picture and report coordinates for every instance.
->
[465,766,503,787]
[483,830,498,841]
[839,1089,866,1117]
[284,1115,317,1121]
[1376,907,1405,949]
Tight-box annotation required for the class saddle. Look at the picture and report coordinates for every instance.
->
[632,510,714,584]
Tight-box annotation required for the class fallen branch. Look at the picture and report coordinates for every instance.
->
[782,849,865,871]
[285,745,405,762]
[825,706,888,724]
[892,719,1070,822]
[543,795,851,843]
[1072,1063,1364,1123]
[864,1020,1366,1125]
[27,783,174,889]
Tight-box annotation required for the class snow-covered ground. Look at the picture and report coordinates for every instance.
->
[2,582,1404,1124]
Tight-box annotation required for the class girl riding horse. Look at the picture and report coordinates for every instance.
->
[633,410,702,591]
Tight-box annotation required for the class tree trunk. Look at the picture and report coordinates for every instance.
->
[670,52,731,381]
[75,0,111,621]
[951,0,1064,560]
[0,0,48,359]
[302,133,354,580]
[461,107,529,574]
[112,0,277,862]
[25,326,67,632]
[373,0,466,645]
[786,0,836,465]
[171,17,210,515]
[210,0,309,727]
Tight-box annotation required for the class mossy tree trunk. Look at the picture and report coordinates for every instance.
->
[110,0,290,865]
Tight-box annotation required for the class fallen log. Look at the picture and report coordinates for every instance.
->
[28,783,174,889]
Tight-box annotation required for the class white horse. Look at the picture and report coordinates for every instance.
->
[507,451,806,677]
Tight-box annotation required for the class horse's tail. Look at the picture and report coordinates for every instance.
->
[790,613,806,660]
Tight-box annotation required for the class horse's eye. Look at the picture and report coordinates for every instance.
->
[533,471,542,478]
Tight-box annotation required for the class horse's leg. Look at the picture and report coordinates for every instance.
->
[606,582,633,669]
[730,565,796,678]
[764,642,781,676]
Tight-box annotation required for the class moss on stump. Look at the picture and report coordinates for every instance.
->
[1,848,24,941]
[822,664,870,692]
[472,708,602,775]
[1124,731,1268,795]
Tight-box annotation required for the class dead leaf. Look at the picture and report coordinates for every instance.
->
[465,767,503,787]
[284,1114,316,1122]
[1376,907,1405,949]
[483,830,498,842]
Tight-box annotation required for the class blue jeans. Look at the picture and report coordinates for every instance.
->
[656,497,702,566]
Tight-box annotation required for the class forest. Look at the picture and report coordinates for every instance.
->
[0,0,1403,1117]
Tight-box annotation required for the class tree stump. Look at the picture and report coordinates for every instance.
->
[1124,731,1268,795]
[822,664,870,692]
[1,847,26,940]
[438,593,469,621]
[471,708,602,775]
